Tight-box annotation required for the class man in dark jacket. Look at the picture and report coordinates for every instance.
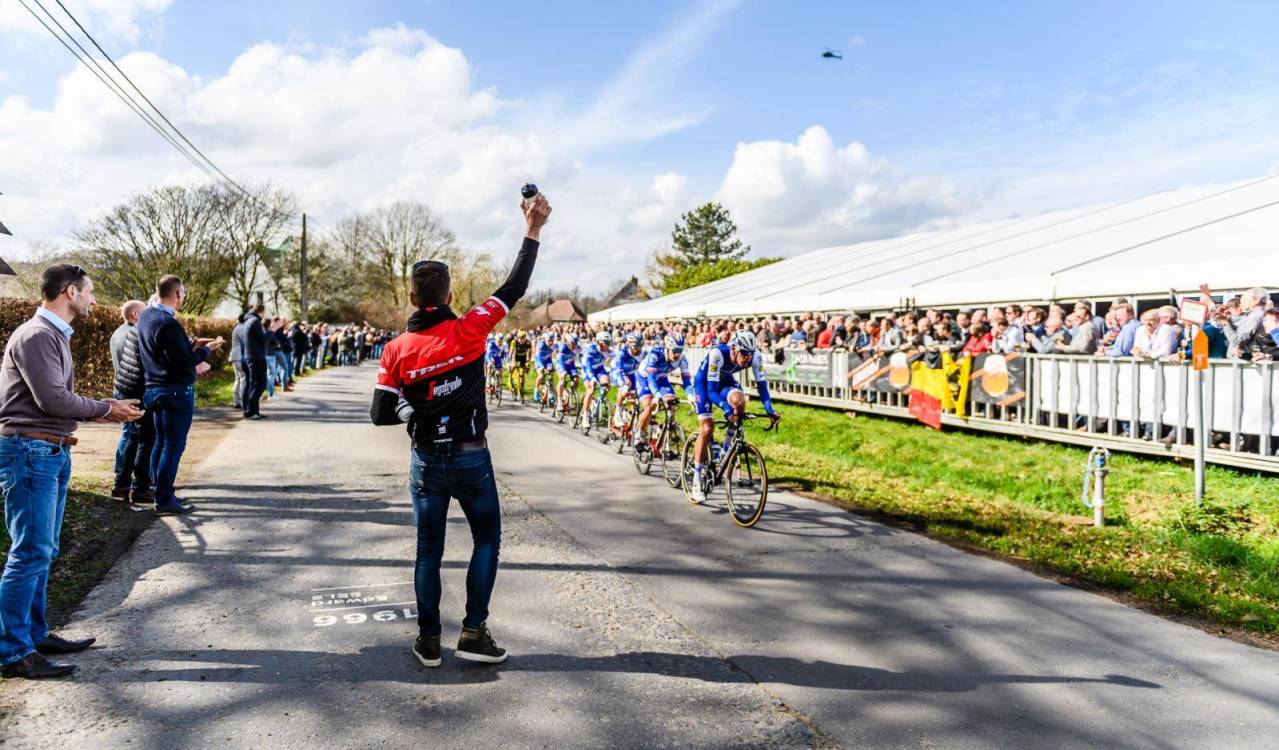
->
[290,322,310,377]
[109,300,153,504]
[242,304,268,419]
[370,194,550,669]
[136,275,224,514]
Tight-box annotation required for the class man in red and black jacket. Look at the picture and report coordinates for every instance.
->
[370,194,551,670]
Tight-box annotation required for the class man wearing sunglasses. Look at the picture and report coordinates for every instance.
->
[0,265,144,678]
[371,194,551,669]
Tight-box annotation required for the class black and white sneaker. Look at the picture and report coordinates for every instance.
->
[413,634,441,668]
[455,622,507,664]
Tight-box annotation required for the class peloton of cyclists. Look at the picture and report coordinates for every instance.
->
[634,333,692,453]
[688,330,780,502]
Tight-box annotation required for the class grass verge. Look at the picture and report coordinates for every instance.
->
[683,398,1279,639]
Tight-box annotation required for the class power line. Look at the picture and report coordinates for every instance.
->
[50,0,254,199]
[16,0,247,195]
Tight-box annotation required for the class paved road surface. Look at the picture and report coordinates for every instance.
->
[2,364,1276,748]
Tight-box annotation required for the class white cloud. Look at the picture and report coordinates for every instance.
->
[714,126,962,255]
[0,0,173,44]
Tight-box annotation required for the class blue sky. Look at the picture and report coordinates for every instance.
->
[3,0,1278,290]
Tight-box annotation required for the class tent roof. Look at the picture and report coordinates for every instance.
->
[590,175,1279,322]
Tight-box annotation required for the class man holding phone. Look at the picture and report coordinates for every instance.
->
[0,265,143,679]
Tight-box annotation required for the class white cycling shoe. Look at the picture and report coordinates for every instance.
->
[688,483,707,504]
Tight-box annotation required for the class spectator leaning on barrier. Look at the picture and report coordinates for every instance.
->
[109,299,154,504]
[1254,310,1279,361]
[1227,286,1270,359]
[0,264,144,679]
[137,275,223,515]
[1104,302,1139,357]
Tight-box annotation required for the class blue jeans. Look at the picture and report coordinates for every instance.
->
[409,447,502,637]
[0,435,71,665]
[113,405,155,492]
[279,352,292,387]
[144,385,195,507]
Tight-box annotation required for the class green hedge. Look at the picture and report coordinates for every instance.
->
[0,299,235,398]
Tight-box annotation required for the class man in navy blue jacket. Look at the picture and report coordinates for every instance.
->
[136,275,224,514]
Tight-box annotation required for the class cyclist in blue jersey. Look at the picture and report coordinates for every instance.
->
[532,331,555,403]
[634,334,692,451]
[554,333,580,413]
[484,334,504,381]
[610,332,643,412]
[689,330,779,502]
[579,331,613,428]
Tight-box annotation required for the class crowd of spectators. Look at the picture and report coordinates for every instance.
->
[228,317,393,412]
[568,286,1276,366]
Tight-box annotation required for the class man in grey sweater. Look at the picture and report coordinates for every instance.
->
[0,265,142,679]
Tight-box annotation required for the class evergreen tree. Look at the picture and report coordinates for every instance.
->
[669,202,749,265]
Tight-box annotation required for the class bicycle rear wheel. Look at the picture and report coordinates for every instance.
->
[659,422,687,488]
[679,436,701,503]
[597,400,615,445]
[724,443,768,527]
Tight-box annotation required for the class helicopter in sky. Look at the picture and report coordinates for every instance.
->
[821,48,843,60]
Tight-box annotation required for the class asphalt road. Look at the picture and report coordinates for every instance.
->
[2,363,1276,749]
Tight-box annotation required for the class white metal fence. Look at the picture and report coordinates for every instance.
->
[683,347,1279,474]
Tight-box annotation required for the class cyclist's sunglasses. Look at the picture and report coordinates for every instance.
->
[412,260,449,274]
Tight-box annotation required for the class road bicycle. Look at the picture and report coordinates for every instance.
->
[536,372,556,414]
[579,381,611,437]
[509,363,528,404]
[485,366,503,407]
[680,412,777,528]
[600,389,638,453]
[634,398,687,488]
[555,373,580,424]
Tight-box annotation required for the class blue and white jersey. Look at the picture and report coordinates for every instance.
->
[641,346,691,388]
[611,346,642,376]
[485,339,504,365]
[692,343,774,414]
[583,343,611,373]
[555,342,579,371]
[534,337,554,363]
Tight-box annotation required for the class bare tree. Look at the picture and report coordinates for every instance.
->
[361,202,457,308]
[213,184,298,314]
[76,185,230,315]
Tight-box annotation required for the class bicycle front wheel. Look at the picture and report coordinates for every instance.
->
[724,443,768,527]
[679,435,699,502]
[632,426,654,474]
[659,422,687,488]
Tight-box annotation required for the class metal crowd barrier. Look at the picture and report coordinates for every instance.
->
[683,347,1279,474]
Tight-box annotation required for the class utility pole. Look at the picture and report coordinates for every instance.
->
[300,212,308,322]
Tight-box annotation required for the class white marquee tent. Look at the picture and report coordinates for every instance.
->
[590,175,1279,323]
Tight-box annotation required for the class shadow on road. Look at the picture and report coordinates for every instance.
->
[90,647,1163,693]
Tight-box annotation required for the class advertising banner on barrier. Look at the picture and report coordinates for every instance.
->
[760,348,836,387]
[969,353,1028,406]
[848,352,917,394]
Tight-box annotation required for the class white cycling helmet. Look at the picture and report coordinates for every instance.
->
[625,332,642,348]
[663,334,685,352]
[728,330,758,354]
[596,331,612,344]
